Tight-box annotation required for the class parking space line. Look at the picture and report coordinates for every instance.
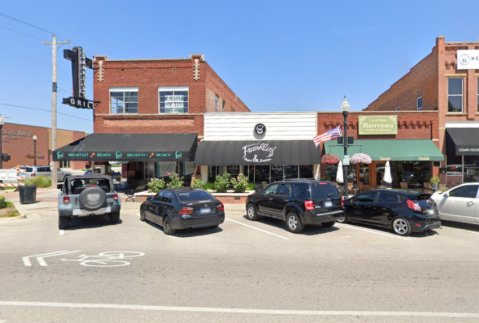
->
[443,227,479,235]
[336,223,412,241]
[225,218,288,240]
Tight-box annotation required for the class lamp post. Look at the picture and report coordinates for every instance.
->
[33,135,38,166]
[341,97,350,198]
[0,115,4,169]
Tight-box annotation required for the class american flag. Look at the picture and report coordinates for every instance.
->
[313,126,342,147]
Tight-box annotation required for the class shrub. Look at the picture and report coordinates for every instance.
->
[321,153,340,164]
[230,174,248,193]
[166,172,184,189]
[246,182,256,190]
[214,173,231,193]
[0,195,5,209]
[3,210,20,218]
[440,187,449,193]
[147,178,165,193]
[192,178,204,189]
[321,174,331,181]
[430,176,440,184]
[204,182,215,190]
[25,176,51,188]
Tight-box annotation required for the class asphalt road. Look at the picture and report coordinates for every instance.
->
[1,190,479,322]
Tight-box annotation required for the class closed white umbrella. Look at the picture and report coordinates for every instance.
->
[383,161,393,184]
[336,160,344,183]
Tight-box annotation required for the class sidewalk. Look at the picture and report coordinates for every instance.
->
[4,187,246,218]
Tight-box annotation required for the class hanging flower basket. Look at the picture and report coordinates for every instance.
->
[350,153,372,164]
[321,153,340,164]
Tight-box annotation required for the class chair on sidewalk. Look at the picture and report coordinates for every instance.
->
[125,189,136,202]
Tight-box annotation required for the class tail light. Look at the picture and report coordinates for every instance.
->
[217,203,224,211]
[113,193,118,201]
[31,173,36,177]
[319,182,327,185]
[407,200,421,212]
[178,207,193,215]
[305,200,314,211]
[341,196,344,207]
[63,196,70,204]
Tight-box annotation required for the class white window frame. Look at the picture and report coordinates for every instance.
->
[416,97,422,111]
[447,78,463,113]
[158,86,189,114]
[109,87,139,114]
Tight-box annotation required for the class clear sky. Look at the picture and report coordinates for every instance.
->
[1,0,478,134]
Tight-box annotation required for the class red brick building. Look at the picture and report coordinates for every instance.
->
[364,36,479,186]
[54,54,251,187]
[318,111,442,189]
[1,123,85,169]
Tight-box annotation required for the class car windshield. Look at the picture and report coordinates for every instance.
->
[177,190,214,202]
[311,183,339,199]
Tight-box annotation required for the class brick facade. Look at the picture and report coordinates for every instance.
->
[93,55,250,136]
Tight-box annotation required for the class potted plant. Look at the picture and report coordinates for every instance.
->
[429,176,440,190]
[321,153,339,165]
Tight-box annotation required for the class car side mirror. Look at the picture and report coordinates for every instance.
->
[444,193,448,198]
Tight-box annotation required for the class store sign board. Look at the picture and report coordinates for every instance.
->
[54,150,175,161]
[242,143,277,163]
[457,50,479,70]
[157,162,176,178]
[183,162,195,175]
[358,115,398,135]
[457,147,479,155]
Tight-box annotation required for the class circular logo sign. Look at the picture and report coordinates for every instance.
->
[254,123,266,136]
[459,54,470,66]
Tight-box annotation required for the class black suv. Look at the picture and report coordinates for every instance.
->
[245,179,344,233]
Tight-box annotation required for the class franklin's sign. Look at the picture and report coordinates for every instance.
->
[242,143,276,163]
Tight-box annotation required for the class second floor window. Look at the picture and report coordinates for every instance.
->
[159,87,189,113]
[222,100,226,112]
[448,78,463,113]
[417,97,422,111]
[215,95,219,112]
[110,88,138,114]
[477,78,479,112]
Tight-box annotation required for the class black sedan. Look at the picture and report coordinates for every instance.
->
[140,188,225,235]
[340,189,441,236]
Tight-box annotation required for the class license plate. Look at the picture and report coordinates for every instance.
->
[324,201,333,208]
[426,209,436,215]
[199,208,210,214]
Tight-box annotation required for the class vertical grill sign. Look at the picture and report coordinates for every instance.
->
[63,46,95,109]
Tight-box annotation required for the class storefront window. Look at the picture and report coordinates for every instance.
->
[284,165,298,179]
[299,165,313,178]
[255,165,269,183]
[464,156,478,183]
[227,165,240,176]
[399,161,431,186]
[110,88,138,114]
[448,78,463,113]
[359,164,369,185]
[159,87,189,113]
[324,165,337,182]
[271,165,283,182]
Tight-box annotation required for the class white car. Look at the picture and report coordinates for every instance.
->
[431,183,479,225]
[19,166,72,182]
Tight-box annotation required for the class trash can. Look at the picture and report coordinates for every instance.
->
[19,185,37,204]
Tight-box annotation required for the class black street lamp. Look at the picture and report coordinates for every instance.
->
[0,115,4,169]
[33,135,37,166]
[341,97,350,198]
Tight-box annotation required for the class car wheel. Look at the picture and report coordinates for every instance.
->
[163,217,175,235]
[59,217,69,230]
[322,221,336,228]
[140,206,146,222]
[110,211,120,224]
[286,212,303,233]
[336,215,347,223]
[246,203,259,221]
[392,217,412,236]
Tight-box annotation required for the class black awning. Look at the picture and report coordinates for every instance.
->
[446,128,479,156]
[195,140,321,165]
[53,133,198,162]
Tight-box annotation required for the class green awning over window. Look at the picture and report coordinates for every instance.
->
[324,140,443,161]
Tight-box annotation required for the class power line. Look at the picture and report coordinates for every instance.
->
[0,11,55,35]
[0,49,70,75]
[0,24,43,40]
[0,103,92,122]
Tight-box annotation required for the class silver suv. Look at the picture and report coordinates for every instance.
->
[20,166,71,182]
[58,175,121,229]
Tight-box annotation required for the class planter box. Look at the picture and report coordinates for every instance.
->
[132,190,253,204]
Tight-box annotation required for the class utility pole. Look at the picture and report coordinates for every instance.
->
[44,35,69,185]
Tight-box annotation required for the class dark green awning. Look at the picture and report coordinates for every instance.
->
[324,140,443,161]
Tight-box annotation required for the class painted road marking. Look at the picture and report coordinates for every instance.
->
[62,251,145,268]
[226,218,288,240]
[0,301,478,318]
[336,223,412,241]
[22,250,81,267]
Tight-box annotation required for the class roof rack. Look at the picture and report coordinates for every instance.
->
[282,178,321,182]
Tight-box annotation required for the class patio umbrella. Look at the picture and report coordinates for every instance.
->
[383,161,393,184]
[336,160,344,183]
